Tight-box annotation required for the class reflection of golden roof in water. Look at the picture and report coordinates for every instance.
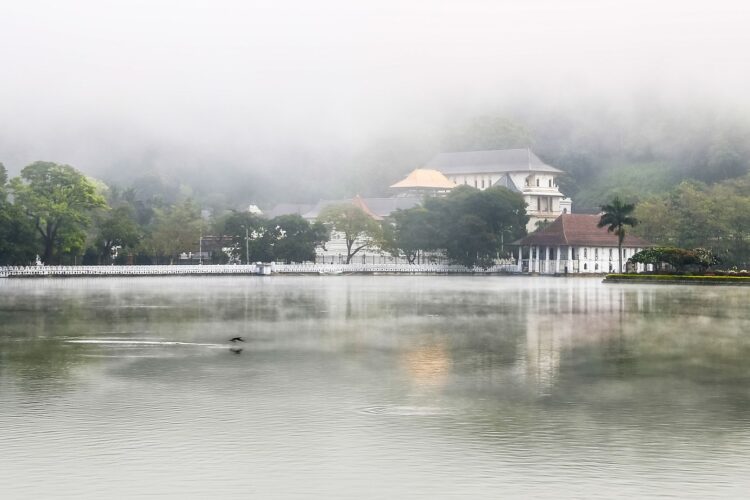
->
[390,169,456,190]
[402,342,452,387]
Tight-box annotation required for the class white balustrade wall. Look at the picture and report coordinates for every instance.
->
[1,262,519,277]
[0,264,271,278]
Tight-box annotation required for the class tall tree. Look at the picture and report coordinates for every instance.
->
[144,199,203,264]
[0,163,38,265]
[319,203,382,264]
[598,196,638,273]
[383,207,440,264]
[270,214,329,263]
[10,162,106,264]
[94,206,142,263]
[213,211,271,263]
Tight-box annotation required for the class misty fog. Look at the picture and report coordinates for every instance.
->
[2,0,749,208]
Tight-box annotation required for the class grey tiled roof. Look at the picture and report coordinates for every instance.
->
[426,149,563,175]
[491,173,521,192]
[269,197,423,220]
[516,214,651,247]
[360,197,422,217]
[264,203,315,219]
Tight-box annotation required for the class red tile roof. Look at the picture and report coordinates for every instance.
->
[516,214,651,247]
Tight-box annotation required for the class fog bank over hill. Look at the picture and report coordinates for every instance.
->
[1,1,749,208]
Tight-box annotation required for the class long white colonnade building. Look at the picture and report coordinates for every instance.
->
[513,214,651,274]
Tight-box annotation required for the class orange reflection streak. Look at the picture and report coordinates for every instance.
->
[402,342,452,388]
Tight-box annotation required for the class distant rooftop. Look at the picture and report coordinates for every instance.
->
[268,197,422,221]
[426,148,563,175]
[390,168,456,190]
[516,214,651,248]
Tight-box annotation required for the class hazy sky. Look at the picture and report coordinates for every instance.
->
[2,0,749,181]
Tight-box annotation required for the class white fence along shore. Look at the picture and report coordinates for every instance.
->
[0,264,272,278]
[1,262,520,278]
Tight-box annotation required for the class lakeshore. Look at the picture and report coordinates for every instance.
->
[604,274,750,286]
[0,263,518,278]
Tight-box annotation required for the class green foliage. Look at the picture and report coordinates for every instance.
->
[572,160,678,209]
[387,186,528,268]
[270,215,329,264]
[597,196,638,273]
[213,212,326,263]
[319,203,382,264]
[442,115,533,152]
[633,177,750,267]
[143,199,203,264]
[10,162,106,264]
[382,207,440,264]
[0,163,38,265]
[605,274,750,284]
[94,206,142,262]
[214,211,273,263]
[629,246,719,272]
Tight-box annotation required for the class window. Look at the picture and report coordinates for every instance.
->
[536,178,540,187]
[548,179,552,187]
[481,178,485,189]
[609,249,613,260]
[463,177,467,185]
[595,248,599,259]
[537,198,541,211]
[474,179,477,188]
[584,248,588,258]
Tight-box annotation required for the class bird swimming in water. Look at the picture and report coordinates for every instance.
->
[229,337,245,343]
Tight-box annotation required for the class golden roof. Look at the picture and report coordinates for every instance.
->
[390,169,456,190]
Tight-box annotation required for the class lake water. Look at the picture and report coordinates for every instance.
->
[1,276,750,499]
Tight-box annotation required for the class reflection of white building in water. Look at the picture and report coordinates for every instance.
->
[425,149,572,232]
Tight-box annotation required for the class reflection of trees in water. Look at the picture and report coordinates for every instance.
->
[0,337,95,392]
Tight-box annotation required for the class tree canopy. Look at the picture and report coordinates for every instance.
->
[319,203,382,264]
[383,186,528,267]
[598,196,637,273]
[10,162,106,264]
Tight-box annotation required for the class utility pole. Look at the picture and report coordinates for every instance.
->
[241,225,249,265]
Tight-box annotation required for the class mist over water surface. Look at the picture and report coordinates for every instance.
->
[1,276,750,498]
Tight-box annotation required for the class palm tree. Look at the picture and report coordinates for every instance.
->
[598,197,638,273]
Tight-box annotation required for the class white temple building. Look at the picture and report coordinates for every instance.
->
[513,214,651,274]
[425,148,572,232]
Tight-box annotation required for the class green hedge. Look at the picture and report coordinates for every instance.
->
[605,274,750,283]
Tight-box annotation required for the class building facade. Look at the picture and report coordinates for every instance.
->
[513,214,650,274]
[425,148,572,232]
